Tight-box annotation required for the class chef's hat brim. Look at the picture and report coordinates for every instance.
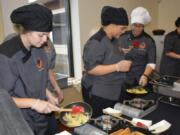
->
[131,16,145,25]
[130,7,152,25]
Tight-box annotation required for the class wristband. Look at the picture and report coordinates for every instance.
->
[143,74,149,79]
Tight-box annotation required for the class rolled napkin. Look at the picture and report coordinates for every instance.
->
[103,107,122,117]
[131,118,152,128]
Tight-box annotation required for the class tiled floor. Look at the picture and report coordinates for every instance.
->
[60,86,83,107]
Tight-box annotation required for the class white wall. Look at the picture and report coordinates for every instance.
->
[158,0,180,34]
[0,0,28,38]
[78,0,159,71]
[70,0,82,79]
[78,0,159,51]
[0,1,4,42]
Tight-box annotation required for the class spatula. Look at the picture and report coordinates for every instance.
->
[55,105,85,113]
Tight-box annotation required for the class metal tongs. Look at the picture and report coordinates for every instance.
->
[148,70,180,86]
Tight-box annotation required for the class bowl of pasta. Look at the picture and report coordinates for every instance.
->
[59,102,92,128]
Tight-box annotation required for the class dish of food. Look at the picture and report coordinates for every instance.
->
[63,112,90,127]
[127,87,148,94]
[110,128,145,135]
[59,102,92,127]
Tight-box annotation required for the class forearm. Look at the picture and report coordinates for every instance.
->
[143,65,153,76]
[12,97,36,109]
[49,70,60,90]
[139,65,153,86]
[166,52,180,59]
[48,71,64,102]
[46,89,52,97]
[87,64,117,76]
[13,96,60,113]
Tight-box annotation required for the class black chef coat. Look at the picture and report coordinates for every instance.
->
[118,31,156,86]
[0,36,49,135]
[160,30,180,77]
[82,28,125,101]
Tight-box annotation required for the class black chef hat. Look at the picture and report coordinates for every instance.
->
[10,4,52,32]
[175,17,180,27]
[101,6,128,26]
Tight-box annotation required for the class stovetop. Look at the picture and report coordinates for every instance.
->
[88,115,152,134]
[123,98,155,110]
[94,115,119,131]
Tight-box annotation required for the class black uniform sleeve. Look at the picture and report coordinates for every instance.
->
[83,40,106,71]
[147,40,156,63]
[164,34,175,53]
[0,55,18,95]
[0,89,35,135]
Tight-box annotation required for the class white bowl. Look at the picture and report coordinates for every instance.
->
[149,120,171,134]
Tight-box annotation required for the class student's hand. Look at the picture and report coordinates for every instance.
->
[55,87,64,103]
[46,90,59,106]
[116,60,132,72]
[139,75,148,86]
[31,99,60,114]
[122,46,133,54]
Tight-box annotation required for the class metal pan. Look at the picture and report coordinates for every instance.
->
[58,101,92,128]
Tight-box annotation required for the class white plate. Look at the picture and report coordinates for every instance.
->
[149,120,171,134]
[55,130,72,135]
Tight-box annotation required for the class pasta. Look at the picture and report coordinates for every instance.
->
[127,88,147,94]
[63,112,89,127]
